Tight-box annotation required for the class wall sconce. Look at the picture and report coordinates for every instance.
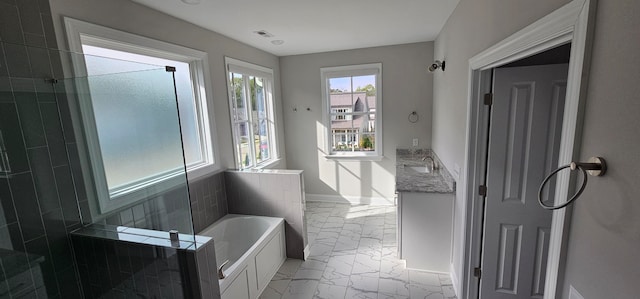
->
[428,60,445,72]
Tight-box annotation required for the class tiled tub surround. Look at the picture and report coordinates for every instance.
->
[260,202,456,299]
[395,149,455,193]
[81,171,227,239]
[200,215,286,299]
[71,224,221,299]
[189,172,229,233]
[225,170,308,260]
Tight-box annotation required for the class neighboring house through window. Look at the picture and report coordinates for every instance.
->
[225,57,278,169]
[321,63,382,158]
[64,18,218,214]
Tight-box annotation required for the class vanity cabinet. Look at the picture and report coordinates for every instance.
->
[398,191,453,272]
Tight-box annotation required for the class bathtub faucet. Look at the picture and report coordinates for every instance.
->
[218,260,230,279]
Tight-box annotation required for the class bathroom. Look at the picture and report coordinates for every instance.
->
[1,0,445,297]
[2,0,639,299]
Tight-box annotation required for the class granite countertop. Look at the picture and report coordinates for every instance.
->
[395,149,455,193]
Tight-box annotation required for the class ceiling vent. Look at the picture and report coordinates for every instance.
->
[254,30,274,38]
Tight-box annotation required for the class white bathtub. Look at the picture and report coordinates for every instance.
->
[199,214,286,299]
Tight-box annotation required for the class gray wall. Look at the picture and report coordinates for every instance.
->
[48,0,287,171]
[280,43,433,201]
[561,0,640,298]
[433,0,640,297]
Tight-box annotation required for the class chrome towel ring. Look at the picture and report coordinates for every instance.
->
[408,111,419,123]
[538,157,607,210]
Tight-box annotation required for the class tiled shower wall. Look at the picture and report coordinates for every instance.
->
[71,225,221,299]
[92,172,228,234]
[0,0,84,297]
[0,1,230,298]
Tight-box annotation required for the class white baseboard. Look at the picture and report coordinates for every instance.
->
[303,244,310,260]
[305,193,395,206]
[450,263,461,298]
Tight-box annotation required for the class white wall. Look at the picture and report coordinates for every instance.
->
[433,0,640,297]
[48,0,287,172]
[280,43,434,202]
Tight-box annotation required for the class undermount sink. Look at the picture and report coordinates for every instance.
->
[407,166,431,173]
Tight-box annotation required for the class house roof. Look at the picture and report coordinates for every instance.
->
[330,92,376,130]
[330,92,364,107]
[329,92,376,110]
[367,96,376,110]
[332,118,363,129]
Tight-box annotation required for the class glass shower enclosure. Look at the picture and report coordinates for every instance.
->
[0,41,201,298]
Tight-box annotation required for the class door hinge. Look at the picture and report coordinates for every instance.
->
[474,267,482,278]
[484,93,493,106]
[479,185,487,196]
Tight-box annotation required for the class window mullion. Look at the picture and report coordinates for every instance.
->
[244,75,257,167]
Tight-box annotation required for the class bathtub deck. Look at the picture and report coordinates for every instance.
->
[259,202,457,299]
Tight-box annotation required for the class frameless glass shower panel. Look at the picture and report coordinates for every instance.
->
[56,51,197,238]
[0,41,82,298]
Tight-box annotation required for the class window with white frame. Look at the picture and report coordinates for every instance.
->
[64,18,218,214]
[225,57,278,169]
[321,63,382,157]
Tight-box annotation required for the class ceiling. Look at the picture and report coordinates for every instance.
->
[131,0,460,56]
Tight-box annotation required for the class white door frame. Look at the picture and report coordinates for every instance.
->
[461,0,597,298]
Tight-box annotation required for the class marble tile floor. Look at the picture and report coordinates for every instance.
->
[260,201,456,299]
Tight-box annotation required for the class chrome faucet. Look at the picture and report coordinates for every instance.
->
[218,260,229,279]
[422,156,438,171]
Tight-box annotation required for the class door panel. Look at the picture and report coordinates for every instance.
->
[481,64,568,299]
[496,224,522,293]
[532,227,551,297]
[502,83,533,204]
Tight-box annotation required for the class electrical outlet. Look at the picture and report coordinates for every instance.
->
[412,138,419,147]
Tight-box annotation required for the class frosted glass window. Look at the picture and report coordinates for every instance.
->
[77,41,215,207]
[83,46,203,171]
[83,57,185,191]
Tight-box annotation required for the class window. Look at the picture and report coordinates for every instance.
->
[331,108,352,120]
[225,57,278,169]
[65,18,218,214]
[321,63,382,158]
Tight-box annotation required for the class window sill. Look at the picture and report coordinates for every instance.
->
[324,155,384,162]
[186,163,222,181]
[241,158,283,171]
